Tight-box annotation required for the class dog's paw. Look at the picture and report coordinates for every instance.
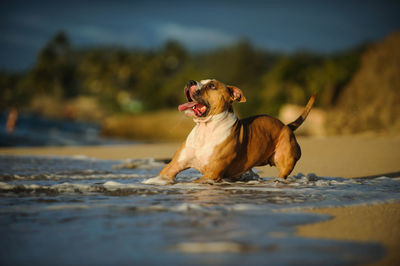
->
[193,177,221,185]
[142,176,174,185]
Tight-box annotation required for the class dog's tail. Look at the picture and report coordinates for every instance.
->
[287,93,317,131]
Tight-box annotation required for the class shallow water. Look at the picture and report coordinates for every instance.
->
[1,155,399,265]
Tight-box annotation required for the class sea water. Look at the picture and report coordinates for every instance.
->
[0,112,133,147]
[1,155,399,265]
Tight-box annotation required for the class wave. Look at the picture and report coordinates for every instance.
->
[1,155,400,211]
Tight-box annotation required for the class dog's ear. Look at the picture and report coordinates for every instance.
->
[227,85,246,103]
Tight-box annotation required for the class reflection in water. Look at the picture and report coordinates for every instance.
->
[0,155,399,265]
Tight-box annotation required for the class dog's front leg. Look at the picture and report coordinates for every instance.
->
[159,161,187,180]
[142,160,187,185]
[142,144,188,185]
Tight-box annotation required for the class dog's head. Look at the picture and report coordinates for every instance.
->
[178,79,246,119]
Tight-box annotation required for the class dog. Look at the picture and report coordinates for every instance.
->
[143,79,316,185]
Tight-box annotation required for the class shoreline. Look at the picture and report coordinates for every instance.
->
[1,135,399,178]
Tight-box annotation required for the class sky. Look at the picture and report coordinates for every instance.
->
[1,0,400,71]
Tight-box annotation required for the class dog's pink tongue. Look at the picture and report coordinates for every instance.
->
[178,102,207,116]
[178,102,197,112]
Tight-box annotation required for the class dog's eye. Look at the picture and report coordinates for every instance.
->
[208,83,216,90]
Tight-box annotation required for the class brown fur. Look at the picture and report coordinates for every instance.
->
[158,79,316,183]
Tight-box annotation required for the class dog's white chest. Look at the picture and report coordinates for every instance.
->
[178,112,237,170]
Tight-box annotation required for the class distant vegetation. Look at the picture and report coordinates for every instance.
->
[0,31,366,121]
[5,31,399,138]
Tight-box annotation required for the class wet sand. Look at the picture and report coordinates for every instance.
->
[1,135,400,264]
[297,203,400,266]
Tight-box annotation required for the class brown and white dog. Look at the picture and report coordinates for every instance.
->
[143,79,316,185]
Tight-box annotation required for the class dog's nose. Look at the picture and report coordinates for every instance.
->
[187,80,197,88]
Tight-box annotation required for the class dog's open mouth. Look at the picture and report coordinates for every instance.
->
[178,85,207,117]
[178,102,207,116]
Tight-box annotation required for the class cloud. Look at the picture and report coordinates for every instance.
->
[155,23,236,49]
[71,25,138,45]
[4,10,138,47]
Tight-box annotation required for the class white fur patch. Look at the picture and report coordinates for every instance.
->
[200,79,212,86]
[178,111,237,170]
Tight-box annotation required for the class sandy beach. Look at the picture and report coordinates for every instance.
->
[1,135,400,265]
[297,203,400,266]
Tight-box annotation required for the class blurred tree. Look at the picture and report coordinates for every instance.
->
[258,47,364,116]
[0,32,365,122]
[0,72,25,108]
[25,31,78,99]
